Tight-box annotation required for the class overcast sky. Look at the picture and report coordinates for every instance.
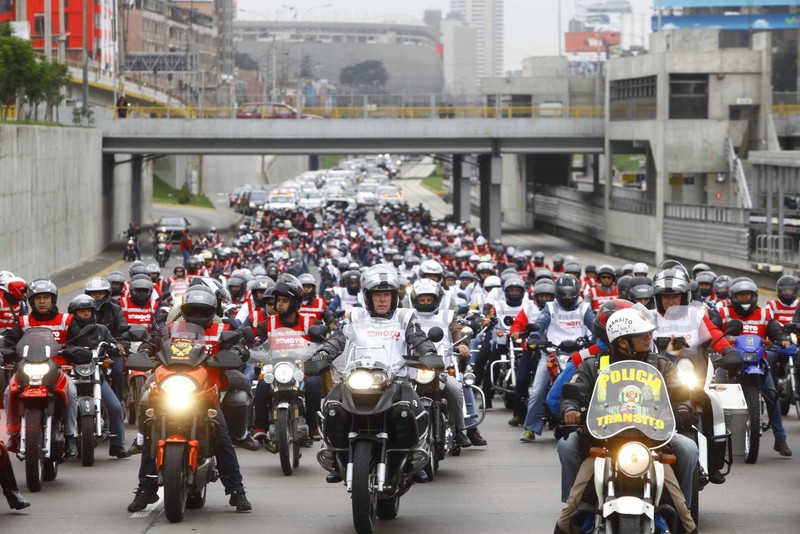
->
[237,1,658,72]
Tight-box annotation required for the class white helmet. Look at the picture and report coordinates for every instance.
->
[475,236,487,247]
[483,275,502,291]
[606,308,656,344]
[633,262,649,276]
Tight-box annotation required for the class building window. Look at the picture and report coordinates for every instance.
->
[33,14,45,36]
[669,74,708,119]
[609,75,656,120]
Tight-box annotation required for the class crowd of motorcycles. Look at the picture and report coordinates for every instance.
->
[2,169,800,534]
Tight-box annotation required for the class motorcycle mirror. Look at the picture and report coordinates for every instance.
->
[725,320,744,337]
[127,325,148,342]
[207,349,242,370]
[219,330,242,347]
[560,340,578,352]
[525,323,540,333]
[457,304,470,315]
[308,324,329,344]
[125,352,156,372]
[427,326,445,343]
[460,326,474,338]
[502,316,514,327]
[654,337,671,353]
[562,382,588,402]
[240,326,256,346]
[457,292,468,301]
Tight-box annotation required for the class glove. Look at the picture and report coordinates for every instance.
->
[674,407,698,430]
[310,350,333,362]
[456,344,470,359]
[63,346,93,366]
[234,346,250,363]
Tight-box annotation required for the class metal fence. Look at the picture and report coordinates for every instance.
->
[665,203,750,225]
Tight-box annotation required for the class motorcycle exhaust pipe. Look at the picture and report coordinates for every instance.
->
[43,414,52,457]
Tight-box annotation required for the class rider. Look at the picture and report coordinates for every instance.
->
[85,277,129,403]
[235,277,272,328]
[126,286,254,513]
[0,276,27,329]
[584,264,618,311]
[297,273,327,323]
[64,295,129,459]
[328,269,364,313]
[555,307,699,534]
[118,276,159,331]
[311,265,439,484]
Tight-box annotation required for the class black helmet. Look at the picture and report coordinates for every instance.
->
[564,261,582,277]
[533,278,556,309]
[777,275,799,306]
[85,276,112,304]
[555,274,581,311]
[227,275,247,300]
[652,268,691,314]
[503,276,526,307]
[729,277,759,317]
[342,270,361,296]
[584,264,597,274]
[593,299,635,344]
[28,279,58,311]
[695,271,717,298]
[273,274,304,315]
[627,277,654,309]
[180,286,218,326]
[552,254,565,270]
[714,275,732,300]
[68,294,98,326]
[130,276,154,306]
[107,271,126,296]
[616,275,633,301]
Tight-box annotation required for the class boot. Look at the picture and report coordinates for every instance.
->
[127,488,159,513]
[6,435,19,454]
[455,430,472,448]
[467,427,487,446]
[65,436,78,458]
[326,473,343,483]
[6,490,31,510]
[109,444,130,459]
[228,488,252,512]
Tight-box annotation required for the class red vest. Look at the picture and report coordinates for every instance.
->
[719,305,771,338]
[766,299,799,326]
[587,286,618,311]
[0,295,22,329]
[265,314,313,340]
[298,296,327,323]
[20,313,73,365]
[119,296,158,331]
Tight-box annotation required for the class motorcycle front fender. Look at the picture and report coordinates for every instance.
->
[78,396,96,416]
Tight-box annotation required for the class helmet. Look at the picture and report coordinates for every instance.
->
[503,276,526,307]
[606,308,656,361]
[4,276,27,302]
[342,270,361,296]
[146,263,161,277]
[616,275,633,301]
[652,268,691,314]
[28,279,59,310]
[552,254,565,270]
[500,267,520,283]
[266,264,280,281]
[459,270,475,282]
[172,265,186,276]
[533,278,556,309]
[714,275,732,300]
[273,274,305,315]
[691,263,711,277]
[633,262,649,276]
[584,264,597,274]
[129,276,154,306]
[564,262,582,277]
[410,279,443,314]
[627,277,654,308]
[533,251,545,266]
[596,264,616,285]
[483,275,502,292]
[475,236,487,247]
[186,256,202,273]
[252,265,267,277]
[621,264,634,276]
[180,286,218,326]
[443,270,457,283]
[729,277,759,316]
[419,260,444,281]
[555,274,581,311]
[534,268,553,282]
[129,260,146,278]
[593,299,635,344]
[361,265,400,316]
[776,275,799,306]
[68,294,98,314]
[85,277,112,304]
[227,275,247,300]
[201,250,214,263]
[106,271,126,296]
[189,277,231,308]
[695,271,717,298]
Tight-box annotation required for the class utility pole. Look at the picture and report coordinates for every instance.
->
[44,0,52,62]
[82,0,89,108]
[58,0,66,63]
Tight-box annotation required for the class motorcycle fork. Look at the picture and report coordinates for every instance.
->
[94,372,103,437]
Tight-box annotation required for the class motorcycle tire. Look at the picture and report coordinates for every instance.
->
[743,384,761,464]
[128,375,144,425]
[617,513,645,534]
[186,485,207,510]
[163,443,188,523]
[780,398,791,416]
[691,465,700,528]
[24,408,44,492]
[376,495,400,520]
[352,440,378,534]
[277,410,295,476]
[80,415,95,467]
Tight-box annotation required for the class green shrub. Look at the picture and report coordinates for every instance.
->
[176,184,191,204]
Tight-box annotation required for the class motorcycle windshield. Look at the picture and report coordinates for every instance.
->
[16,327,61,363]
[158,321,208,367]
[333,317,406,377]
[254,328,312,365]
[587,360,676,443]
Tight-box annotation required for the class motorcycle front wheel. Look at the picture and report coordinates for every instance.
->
[352,440,378,534]
[743,384,761,464]
[24,408,44,492]
[127,375,144,425]
[80,415,95,466]
[163,443,188,523]
[277,410,295,476]
[616,513,646,534]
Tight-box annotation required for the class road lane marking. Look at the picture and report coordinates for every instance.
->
[129,488,164,519]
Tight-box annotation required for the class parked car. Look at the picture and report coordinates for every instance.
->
[235,102,322,120]
[155,216,191,243]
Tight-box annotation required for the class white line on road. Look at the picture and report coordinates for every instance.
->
[129,488,164,519]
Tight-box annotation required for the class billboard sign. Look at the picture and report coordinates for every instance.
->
[654,13,800,31]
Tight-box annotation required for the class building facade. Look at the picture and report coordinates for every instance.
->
[449,0,504,84]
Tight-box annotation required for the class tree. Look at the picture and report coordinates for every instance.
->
[339,60,388,89]
[0,30,37,118]
[773,40,797,93]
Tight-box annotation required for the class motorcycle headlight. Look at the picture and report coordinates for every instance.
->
[23,362,51,385]
[463,371,476,386]
[415,369,437,385]
[160,375,198,410]
[346,370,388,391]
[743,351,759,362]
[73,363,96,377]
[293,365,305,383]
[676,358,697,390]
[617,442,651,478]
[273,362,295,384]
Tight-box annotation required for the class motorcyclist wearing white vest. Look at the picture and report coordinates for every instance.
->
[417,260,458,312]
[409,280,474,449]
[312,265,438,483]
[328,269,364,314]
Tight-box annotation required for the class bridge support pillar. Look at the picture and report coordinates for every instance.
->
[452,155,471,223]
[309,155,320,171]
[478,154,502,241]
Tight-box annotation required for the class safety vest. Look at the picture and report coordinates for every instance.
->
[333,287,363,312]
[718,305,771,339]
[266,314,313,339]
[0,295,22,329]
[654,304,709,352]
[298,296,326,323]
[416,309,455,355]
[349,307,415,361]
[168,277,191,298]
[587,285,618,311]
[119,296,157,331]
[545,301,592,346]
[490,298,524,346]
[21,313,72,345]
[239,300,266,328]
[766,299,799,326]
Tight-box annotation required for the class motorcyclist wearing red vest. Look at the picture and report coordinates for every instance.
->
[0,276,27,329]
[2,280,80,457]
[584,264,618,311]
[127,285,254,513]
[717,277,792,457]
[235,277,271,328]
[251,275,319,443]
[146,263,167,297]
[119,277,158,332]
[297,273,327,324]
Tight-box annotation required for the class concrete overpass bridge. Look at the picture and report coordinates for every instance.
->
[94,113,604,240]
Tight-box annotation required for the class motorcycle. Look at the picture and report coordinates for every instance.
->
[125,321,244,523]
[124,238,137,262]
[250,328,314,476]
[489,316,523,409]
[563,360,682,534]
[155,241,172,268]
[6,328,70,492]
[771,324,799,417]
[314,317,442,534]
[123,325,150,425]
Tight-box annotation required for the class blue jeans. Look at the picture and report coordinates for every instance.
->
[138,404,243,494]
[182,249,190,267]
[557,431,698,506]
[100,381,125,447]
[512,352,534,418]
[522,354,549,434]
[109,355,125,404]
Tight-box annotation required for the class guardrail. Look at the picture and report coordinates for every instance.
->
[665,203,750,224]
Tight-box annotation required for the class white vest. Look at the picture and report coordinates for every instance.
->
[491,298,524,346]
[334,287,364,312]
[654,304,709,351]
[349,307,414,361]
[545,301,592,346]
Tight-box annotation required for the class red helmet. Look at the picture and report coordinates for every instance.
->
[593,299,635,344]
[5,277,27,301]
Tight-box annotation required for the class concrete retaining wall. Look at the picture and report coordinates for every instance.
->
[263,156,309,185]
[0,124,150,280]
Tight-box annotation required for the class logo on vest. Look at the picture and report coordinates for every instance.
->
[366,329,402,340]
